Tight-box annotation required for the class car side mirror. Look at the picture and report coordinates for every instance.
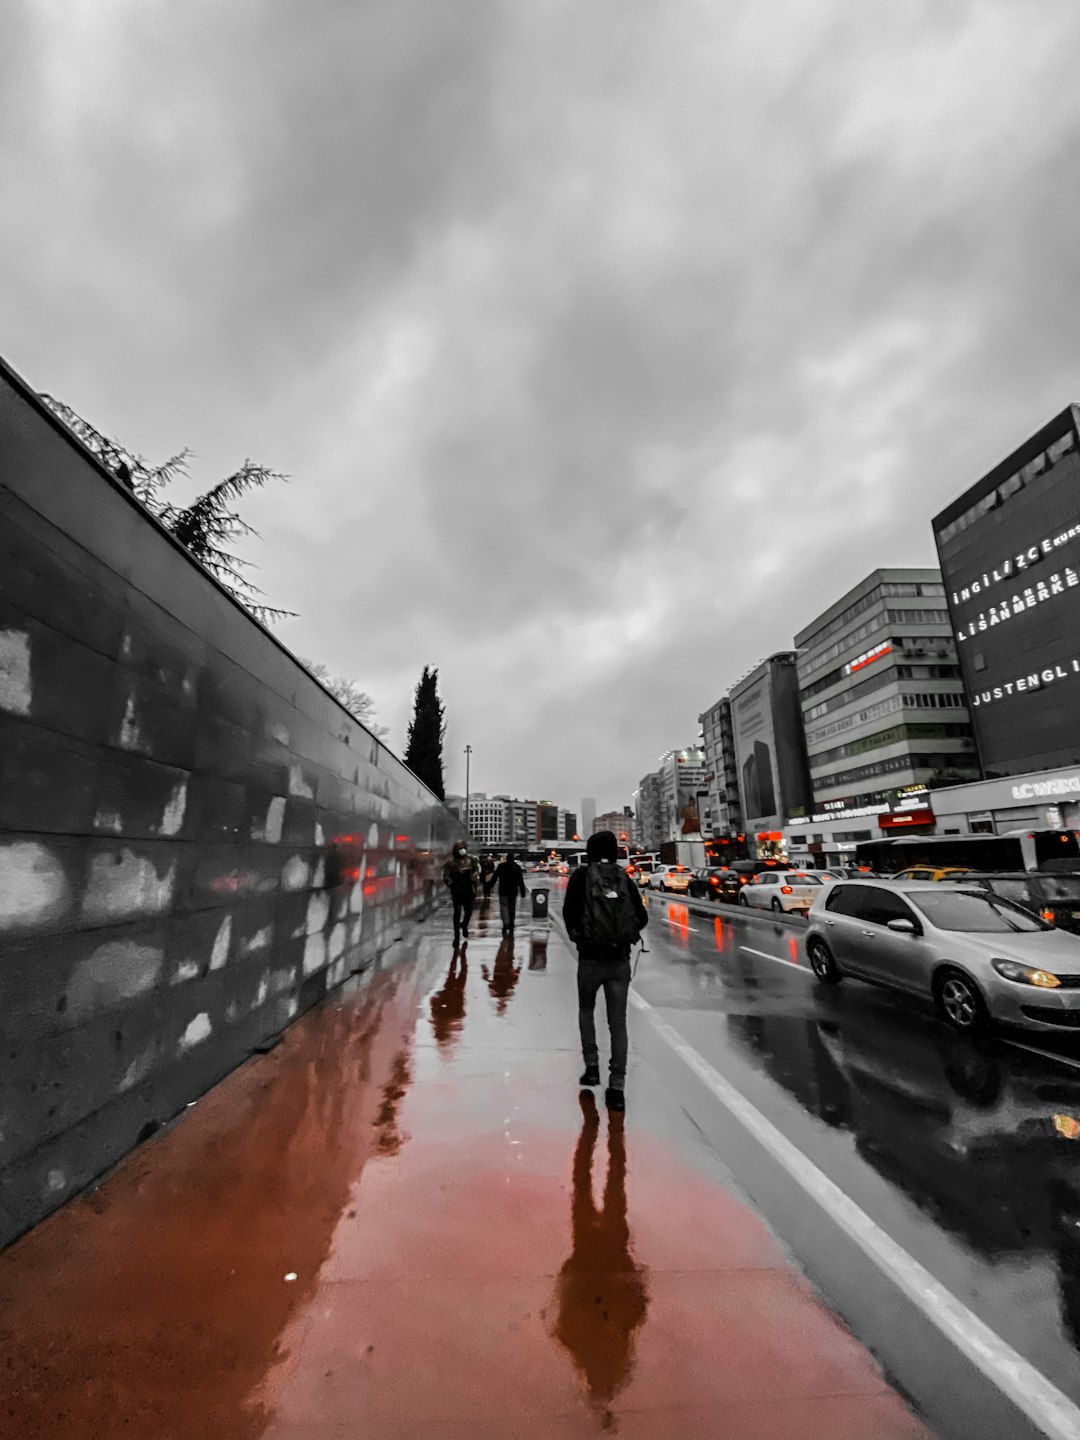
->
[887,918,918,935]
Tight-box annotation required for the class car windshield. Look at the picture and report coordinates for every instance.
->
[914,889,1050,933]
[1040,875,1080,902]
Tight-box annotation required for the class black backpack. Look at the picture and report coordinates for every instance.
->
[580,861,640,950]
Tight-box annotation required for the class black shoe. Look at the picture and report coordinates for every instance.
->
[605,1087,626,1112]
[579,1065,601,1087]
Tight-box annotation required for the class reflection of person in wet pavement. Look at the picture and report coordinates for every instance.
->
[481,935,521,1015]
[551,1091,648,1421]
[429,946,468,1051]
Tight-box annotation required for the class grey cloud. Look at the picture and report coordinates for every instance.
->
[4,0,1080,812]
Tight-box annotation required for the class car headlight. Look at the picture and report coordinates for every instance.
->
[991,958,1061,988]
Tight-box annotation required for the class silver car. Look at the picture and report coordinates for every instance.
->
[804,880,1080,1034]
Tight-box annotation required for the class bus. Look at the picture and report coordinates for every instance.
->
[570,845,630,869]
[855,829,1080,875]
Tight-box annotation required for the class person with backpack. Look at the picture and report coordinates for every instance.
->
[562,830,648,1111]
[492,851,528,936]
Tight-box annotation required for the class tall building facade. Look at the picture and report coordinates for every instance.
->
[657,747,706,842]
[729,654,812,857]
[634,771,663,852]
[787,570,978,866]
[698,696,742,838]
[593,808,632,839]
[580,797,597,837]
[933,405,1080,778]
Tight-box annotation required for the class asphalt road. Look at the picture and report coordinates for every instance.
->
[540,870,1080,1438]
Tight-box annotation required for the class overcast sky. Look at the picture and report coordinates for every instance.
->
[4,1,1080,816]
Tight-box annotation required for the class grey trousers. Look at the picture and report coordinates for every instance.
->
[577,953,631,1088]
[499,892,520,931]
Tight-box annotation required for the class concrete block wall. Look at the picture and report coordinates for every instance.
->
[0,358,464,1248]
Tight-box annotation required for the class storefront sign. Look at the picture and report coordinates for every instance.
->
[879,808,935,828]
[971,655,1080,707]
[950,519,1080,606]
[1011,775,1080,800]
[956,567,1080,642]
[843,641,892,676]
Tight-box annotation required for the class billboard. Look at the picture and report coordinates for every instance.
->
[934,410,1080,778]
[731,671,780,829]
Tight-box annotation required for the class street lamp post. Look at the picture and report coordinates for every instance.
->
[464,744,472,841]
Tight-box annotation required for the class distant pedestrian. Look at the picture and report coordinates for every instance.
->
[562,830,647,1112]
[492,851,528,936]
[480,854,496,901]
[443,840,480,943]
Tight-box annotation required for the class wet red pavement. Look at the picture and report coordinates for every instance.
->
[0,900,935,1439]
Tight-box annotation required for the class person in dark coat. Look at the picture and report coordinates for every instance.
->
[479,854,496,902]
[562,830,648,1111]
[492,851,528,936]
[442,840,479,943]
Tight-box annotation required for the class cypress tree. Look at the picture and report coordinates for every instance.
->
[404,665,446,799]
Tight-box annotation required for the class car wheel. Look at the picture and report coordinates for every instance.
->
[771,898,783,913]
[738,893,748,907]
[935,968,989,1035]
[807,937,842,985]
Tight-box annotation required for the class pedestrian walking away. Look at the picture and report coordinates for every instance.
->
[562,830,648,1112]
[492,851,528,935]
[443,840,480,943]
[479,853,496,901]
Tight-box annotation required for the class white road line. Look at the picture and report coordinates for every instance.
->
[1002,1038,1080,1074]
[663,917,700,934]
[740,943,803,971]
[629,989,1080,1440]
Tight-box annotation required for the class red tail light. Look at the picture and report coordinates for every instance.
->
[709,876,720,886]
[1041,909,1056,923]
[781,885,793,894]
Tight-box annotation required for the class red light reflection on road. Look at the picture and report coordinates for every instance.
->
[713,917,728,954]
[667,904,689,948]
[787,935,801,965]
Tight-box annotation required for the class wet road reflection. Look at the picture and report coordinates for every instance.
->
[481,934,523,1014]
[551,1091,649,1423]
[639,900,1080,1395]
[429,944,468,1053]
[0,964,423,1440]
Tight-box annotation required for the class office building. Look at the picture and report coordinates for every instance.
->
[634,772,664,852]
[580,797,597,837]
[466,795,510,847]
[729,654,813,859]
[787,570,978,866]
[593,808,632,840]
[933,405,1080,778]
[657,747,706,843]
[698,696,742,839]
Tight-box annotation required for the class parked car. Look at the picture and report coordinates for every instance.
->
[889,865,977,883]
[738,870,824,914]
[646,864,693,893]
[941,872,1080,936]
[804,879,1080,1034]
[687,867,742,902]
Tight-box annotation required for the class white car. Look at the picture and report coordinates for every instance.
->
[738,869,824,914]
[646,864,693,894]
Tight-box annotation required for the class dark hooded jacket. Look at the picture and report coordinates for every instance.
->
[563,831,648,957]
